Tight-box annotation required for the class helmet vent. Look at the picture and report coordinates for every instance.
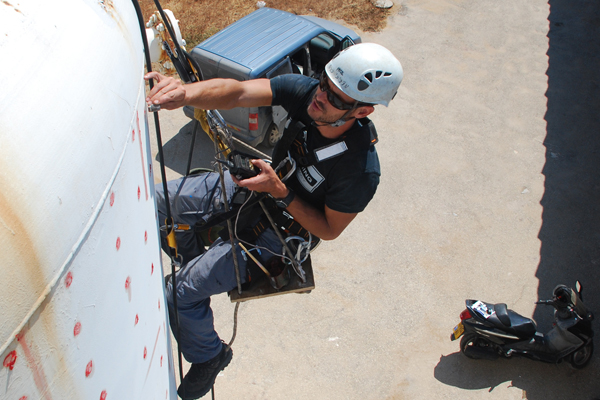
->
[357,80,370,91]
[359,70,390,91]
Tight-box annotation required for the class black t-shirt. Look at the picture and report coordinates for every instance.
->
[270,74,380,214]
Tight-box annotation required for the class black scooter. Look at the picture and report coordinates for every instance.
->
[451,281,594,368]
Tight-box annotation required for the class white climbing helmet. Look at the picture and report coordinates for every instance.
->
[325,43,403,107]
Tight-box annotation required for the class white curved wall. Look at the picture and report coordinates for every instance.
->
[0,0,176,398]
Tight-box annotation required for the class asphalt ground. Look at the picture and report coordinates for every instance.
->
[149,0,600,398]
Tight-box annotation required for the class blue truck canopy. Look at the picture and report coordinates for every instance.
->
[196,7,351,79]
[186,7,361,147]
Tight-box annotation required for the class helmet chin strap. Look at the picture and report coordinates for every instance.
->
[327,119,347,128]
[313,106,357,128]
[312,117,354,128]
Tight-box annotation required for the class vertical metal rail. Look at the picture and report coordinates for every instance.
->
[210,121,243,294]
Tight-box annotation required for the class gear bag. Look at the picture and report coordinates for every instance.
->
[156,170,237,264]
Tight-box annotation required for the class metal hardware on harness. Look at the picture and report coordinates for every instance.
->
[207,109,233,149]
[161,222,191,232]
[274,152,296,183]
[194,108,232,158]
[162,217,181,259]
[283,235,312,264]
[258,200,306,283]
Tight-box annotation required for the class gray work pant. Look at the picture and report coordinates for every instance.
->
[156,172,282,363]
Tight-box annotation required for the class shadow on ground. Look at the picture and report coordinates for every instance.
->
[436,0,600,399]
[536,0,600,329]
[158,120,215,174]
[434,352,599,399]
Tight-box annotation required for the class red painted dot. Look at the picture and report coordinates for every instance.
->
[158,299,160,310]
[134,315,139,326]
[132,129,136,142]
[160,355,163,367]
[65,272,73,288]
[125,276,131,290]
[19,396,27,400]
[74,322,82,337]
[137,186,141,200]
[144,231,148,243]
[3,350,17,370]
[143,347,147,359]
[116,237,121,251]
[110,192,115,207]
[85,360,93,377]
[151,263,154,275]
[100,390,107,400]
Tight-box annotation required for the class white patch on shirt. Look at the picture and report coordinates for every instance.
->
[314,141,348,162]
[297,165,324,193]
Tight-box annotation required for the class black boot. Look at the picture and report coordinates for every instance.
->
[177,343,233,399]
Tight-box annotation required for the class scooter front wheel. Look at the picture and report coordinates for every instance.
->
[569,340,594,369]
[460,333,498,360]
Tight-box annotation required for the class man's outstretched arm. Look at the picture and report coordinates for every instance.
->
[144,72,273,110]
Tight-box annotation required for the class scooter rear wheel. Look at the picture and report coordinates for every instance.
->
[569,340,594,369]
[460,333,497,360]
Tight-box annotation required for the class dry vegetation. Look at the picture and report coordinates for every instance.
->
[139,0,391,49]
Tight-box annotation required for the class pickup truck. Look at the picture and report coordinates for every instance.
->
[184,7,361,147]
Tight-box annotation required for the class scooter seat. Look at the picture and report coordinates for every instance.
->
[490,303,537,338]
[468,300,538,338]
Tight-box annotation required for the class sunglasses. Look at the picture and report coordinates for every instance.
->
[319,71,360,111]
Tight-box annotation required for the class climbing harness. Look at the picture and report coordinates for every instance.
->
[274,117,379,168]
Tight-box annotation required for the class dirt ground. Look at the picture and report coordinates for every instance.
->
[149,0,600,399]
[139,0,391,47]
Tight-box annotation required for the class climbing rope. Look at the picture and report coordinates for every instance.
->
[131,0,187,384]
[132,2,246,395]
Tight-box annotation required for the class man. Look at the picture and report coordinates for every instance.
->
[146,42,403,399]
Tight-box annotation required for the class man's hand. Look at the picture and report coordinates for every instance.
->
[144,72,186,110]
[232,159,288,199]
[145,74,273,111]
[233,159,357,240]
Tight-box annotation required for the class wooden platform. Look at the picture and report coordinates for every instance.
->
[229,257,315,302]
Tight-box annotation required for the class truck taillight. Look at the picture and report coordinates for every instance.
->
[460,309,472,321]
[249,113,258,131]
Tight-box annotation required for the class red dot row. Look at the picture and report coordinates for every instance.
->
[115,230,149,251]
[108,183,150,207]
[64,262,154,291]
